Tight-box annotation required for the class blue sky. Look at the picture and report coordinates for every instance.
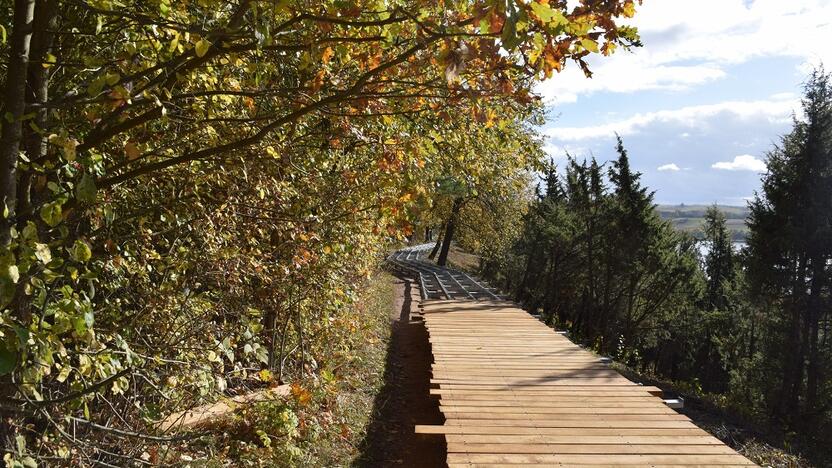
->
[538,0,832,205]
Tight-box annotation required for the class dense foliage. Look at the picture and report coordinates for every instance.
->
[0,0,641,464]
[744,69,832,433]
[478,71,832,457]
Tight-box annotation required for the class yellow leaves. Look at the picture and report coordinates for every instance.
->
[265,146,279,159]
[623,1,637,18]
[71,240,92,263]
[168,33,181,53]
[258,369,272,382]
[34,243,51,264]
[530,1,556,23]
[42,53,57,69]
[483,109,497,128]
[49,134,78,162]
[581,38,599,53]
[195,39,211,58]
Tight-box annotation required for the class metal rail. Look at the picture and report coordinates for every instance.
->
[386,244,505,301]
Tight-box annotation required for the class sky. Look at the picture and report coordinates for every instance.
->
[537,0,832,205]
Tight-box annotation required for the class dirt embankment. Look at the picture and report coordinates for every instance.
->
[355,276,446,467]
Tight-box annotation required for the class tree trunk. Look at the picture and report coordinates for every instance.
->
[428,223,445,259]
[0,0,36,452]
[436,197,462,266]
[19,0,59,224]
[805,255,824,410]
[0,0,36,245]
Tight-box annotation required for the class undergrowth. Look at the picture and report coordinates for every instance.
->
[166,272,395,467]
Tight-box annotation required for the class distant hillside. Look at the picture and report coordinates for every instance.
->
[656,204,750,241]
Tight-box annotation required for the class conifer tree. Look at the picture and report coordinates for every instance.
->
[746,68,832,424]
[703,205,735,311]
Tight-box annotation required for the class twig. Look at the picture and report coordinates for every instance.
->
[69,417,207,442]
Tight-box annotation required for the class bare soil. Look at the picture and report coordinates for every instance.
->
[354,276,446,467]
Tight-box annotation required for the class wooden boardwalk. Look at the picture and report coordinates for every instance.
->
[415,299,757,467]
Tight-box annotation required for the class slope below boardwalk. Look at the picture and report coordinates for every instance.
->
[415,299,757,467]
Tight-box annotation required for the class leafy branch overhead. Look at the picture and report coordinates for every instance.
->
[0,0,640,465]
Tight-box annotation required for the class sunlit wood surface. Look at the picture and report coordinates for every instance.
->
[415,299,758,467]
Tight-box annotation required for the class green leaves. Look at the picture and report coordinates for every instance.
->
[40,202,63,227]
[71,240,92,263]
[1,250,19,306]
[0,325,27,376]
[76,173,97,203]
[530,2,557,23]
[0,344,16,375]
[500,3,521,50]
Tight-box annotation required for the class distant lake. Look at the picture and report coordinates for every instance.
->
[698,241,746,257]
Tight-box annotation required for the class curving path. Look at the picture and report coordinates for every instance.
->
[387,243,503,301]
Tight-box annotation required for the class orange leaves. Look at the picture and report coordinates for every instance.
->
[321,47,334,65]
[488,8,506,34]
[290,383,312,406]
[309,69,326,94]
[376,150,403,173]
[357,50,382,72]
[541,43,564,78]
[124,141,141,161]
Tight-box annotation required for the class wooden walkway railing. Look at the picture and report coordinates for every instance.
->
[415,299,757,467]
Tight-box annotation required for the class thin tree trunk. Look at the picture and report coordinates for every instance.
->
[0,0,36,451]
[428,223,445,259]
[806,256,824,409]
[0,0,36,245]
[19,0,58,222]
[437,198,462,266]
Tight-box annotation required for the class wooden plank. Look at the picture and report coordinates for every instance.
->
[448,465,755,468]
[441,419,698,428]
[446,443,738,455]
[430,386,663,394]
[438,400,671,408]
[446,454,756,465]
[440,406,677,414]
[415,425,709,436]
[442,412,692,420]
[445,434,724,445]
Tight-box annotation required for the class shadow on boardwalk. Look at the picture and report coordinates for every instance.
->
[353,276,446,467]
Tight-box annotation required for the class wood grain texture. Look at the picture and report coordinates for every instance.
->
[419,299,757,466]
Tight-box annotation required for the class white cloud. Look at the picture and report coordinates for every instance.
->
[543,143,587,159]
[712,154,767,172]
[657,163,681,171]
[546,95,798,141]
[535,0,832,103]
